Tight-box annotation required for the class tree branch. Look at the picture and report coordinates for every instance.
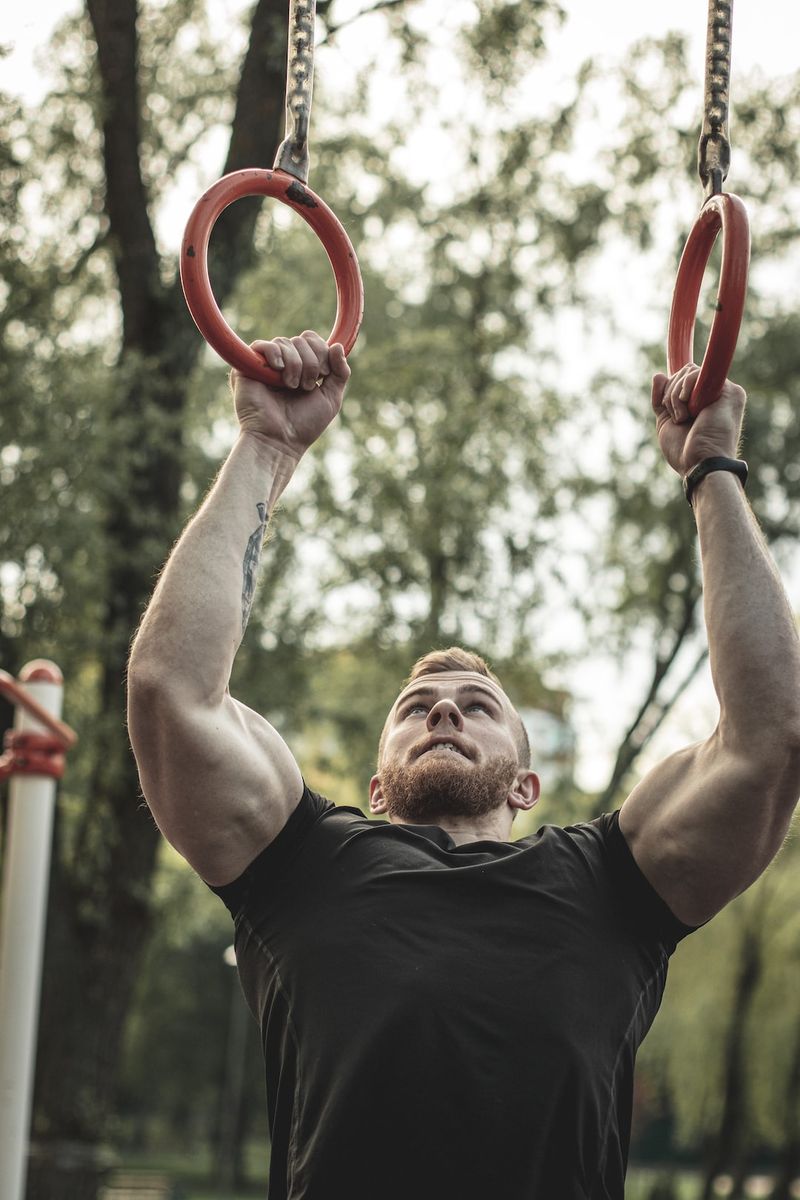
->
[594,584,702,813]
[318,0,412,46]
[65,227,110,283]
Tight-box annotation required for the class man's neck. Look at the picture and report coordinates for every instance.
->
[396,811,514,845]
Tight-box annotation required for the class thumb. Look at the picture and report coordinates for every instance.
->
[651,373,668,413]
[329,343,351,383]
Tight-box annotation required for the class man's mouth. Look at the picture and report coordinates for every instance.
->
[416,740,470,760]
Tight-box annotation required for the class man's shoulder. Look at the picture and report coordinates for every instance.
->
[206,783,367,915]
[517,811,616,856]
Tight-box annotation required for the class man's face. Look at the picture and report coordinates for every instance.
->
[369,671,539,826]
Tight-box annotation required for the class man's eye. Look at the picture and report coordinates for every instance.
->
[405,703,428,716]
[465,702,489,713]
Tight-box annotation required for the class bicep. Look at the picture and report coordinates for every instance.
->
[619,733,800,926]
[128,682,303,885]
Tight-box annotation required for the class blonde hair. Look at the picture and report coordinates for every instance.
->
[379,647,531,768]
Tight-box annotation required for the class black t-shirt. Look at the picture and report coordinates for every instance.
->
[210,785,697,1200]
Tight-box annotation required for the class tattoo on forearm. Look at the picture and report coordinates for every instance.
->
[241,502,268,632]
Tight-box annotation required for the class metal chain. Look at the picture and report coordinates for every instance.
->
[274,0,316,183]
[698,0,733,198]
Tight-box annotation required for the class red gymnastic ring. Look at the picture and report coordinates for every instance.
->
[180,169,364,387]
[666,192,750,416]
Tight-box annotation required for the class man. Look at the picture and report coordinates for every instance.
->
[127,332,800,1199]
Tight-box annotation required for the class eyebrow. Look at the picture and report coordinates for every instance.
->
[396,683,503,709]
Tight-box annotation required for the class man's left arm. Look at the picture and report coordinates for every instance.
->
[619,364,800,927]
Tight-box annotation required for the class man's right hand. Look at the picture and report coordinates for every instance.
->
[231,331,351,461]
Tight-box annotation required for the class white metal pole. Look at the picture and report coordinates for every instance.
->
[0,661,64,1200]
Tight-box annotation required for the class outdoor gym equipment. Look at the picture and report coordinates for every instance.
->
[0,663,77,1200]
[180,0,364,386]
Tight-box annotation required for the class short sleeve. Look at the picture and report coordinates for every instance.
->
[593,809,701,950]
[207,783,334,919]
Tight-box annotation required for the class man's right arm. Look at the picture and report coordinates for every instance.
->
[127,333,350,885]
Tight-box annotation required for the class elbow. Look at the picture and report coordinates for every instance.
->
[127,609,232,710]
[775,727,800,791]
[714,715,800,814]
[128,643,224,712]
[127,651,163,709]
[738,722,800,797]
[768,737,800,802]
[127,659,167,746]
[721,705,800,761]
[762,717,800,762]
[127,654,187,727]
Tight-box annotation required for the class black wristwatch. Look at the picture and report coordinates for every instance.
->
[683,457,748,506]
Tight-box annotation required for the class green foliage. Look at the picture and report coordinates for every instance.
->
[638,833,800,1157]
[115,847,266,1153]
[137,0,241,193]
[464,0,566,90]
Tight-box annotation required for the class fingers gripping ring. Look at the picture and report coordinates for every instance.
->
[180,169,364,386]
[667,192,750,416]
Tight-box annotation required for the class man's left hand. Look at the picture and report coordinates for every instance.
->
[652,364,746,477]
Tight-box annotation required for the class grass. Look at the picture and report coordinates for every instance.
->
[109,1146,267,1199]
[116,1154,794,1199]
[625,1168,701,1199]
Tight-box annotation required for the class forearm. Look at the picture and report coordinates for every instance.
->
[695,472,800,748]
[129,432,297,704]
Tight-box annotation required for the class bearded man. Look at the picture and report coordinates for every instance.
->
[128,332,800,1200]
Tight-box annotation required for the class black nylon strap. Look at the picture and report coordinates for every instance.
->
[683,456,748,505]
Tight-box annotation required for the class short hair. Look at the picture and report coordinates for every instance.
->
[378,646,531,768]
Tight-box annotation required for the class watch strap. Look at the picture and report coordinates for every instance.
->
[683,457,748,506]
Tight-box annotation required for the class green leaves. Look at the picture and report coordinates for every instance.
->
[464,1,566,88]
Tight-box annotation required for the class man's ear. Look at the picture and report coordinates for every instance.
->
[369,774,388,815]
[508,770,540,814]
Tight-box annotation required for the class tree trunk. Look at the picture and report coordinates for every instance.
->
[25,1,291,1196]
[768,1010,800,1200]
[699,917,764,1200]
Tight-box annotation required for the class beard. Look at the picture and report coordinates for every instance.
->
[378,750,520,825]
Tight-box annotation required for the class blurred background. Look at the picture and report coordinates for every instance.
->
[2,0,800,1197]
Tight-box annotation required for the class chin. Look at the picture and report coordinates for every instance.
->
[378,752,518,823]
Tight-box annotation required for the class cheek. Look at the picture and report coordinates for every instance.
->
[475,723,517,756]
[383,725,412,756]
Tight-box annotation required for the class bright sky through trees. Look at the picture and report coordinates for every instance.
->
[6,0,796,102]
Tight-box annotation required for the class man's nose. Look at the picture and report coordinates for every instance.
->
[426,699,463,731]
